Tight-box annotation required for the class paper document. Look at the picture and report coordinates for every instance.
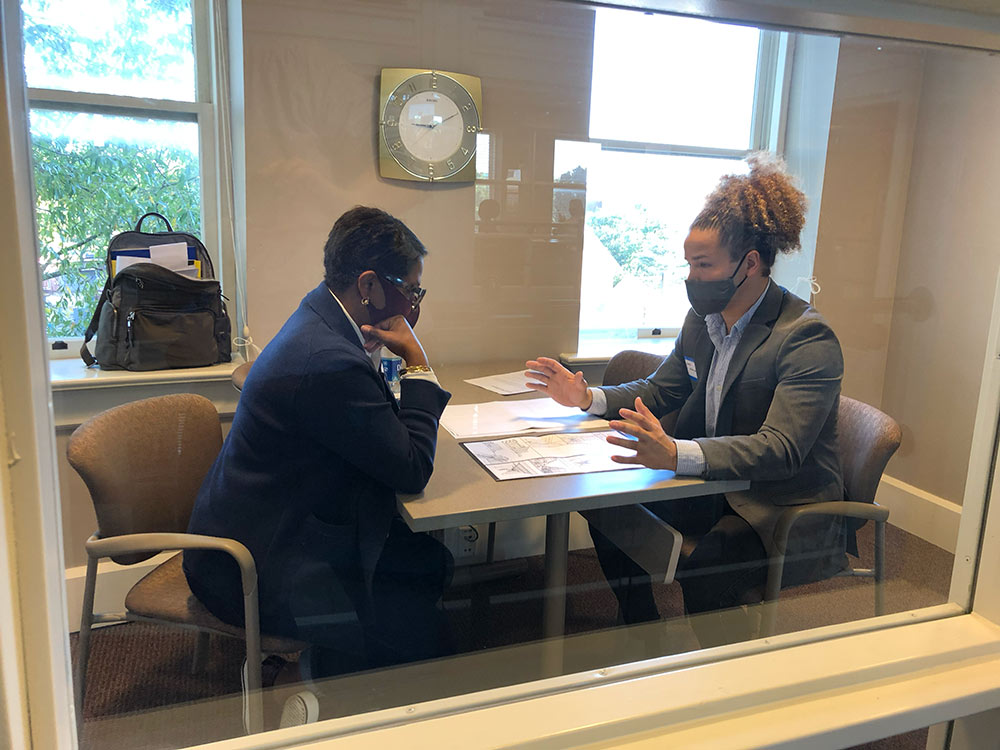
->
[148,241,190,271]
[464,370,537,395]
[464,430,642,481]
[441,398,606,440]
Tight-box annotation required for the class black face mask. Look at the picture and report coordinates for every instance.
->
[684,251,751,317]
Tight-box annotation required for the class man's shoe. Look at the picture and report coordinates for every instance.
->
[279,690,319,728]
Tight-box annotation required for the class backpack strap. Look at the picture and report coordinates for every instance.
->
[79,277,111,366]
[135,212,173,232]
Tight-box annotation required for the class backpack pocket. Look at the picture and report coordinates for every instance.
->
[125,308,219,370]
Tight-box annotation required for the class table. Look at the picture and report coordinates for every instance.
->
[397,361,749,646]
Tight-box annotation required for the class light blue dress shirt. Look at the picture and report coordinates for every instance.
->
[588,283,770,476]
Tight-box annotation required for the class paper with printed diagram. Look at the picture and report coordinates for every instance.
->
[463,430,642,481]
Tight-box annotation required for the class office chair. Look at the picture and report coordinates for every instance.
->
[232,360,253,392]
[67,394,305,736]
[587,350,901,637]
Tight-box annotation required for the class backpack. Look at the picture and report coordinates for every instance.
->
[80,212,232,371]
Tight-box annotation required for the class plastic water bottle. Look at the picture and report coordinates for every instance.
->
[380,349,402,397]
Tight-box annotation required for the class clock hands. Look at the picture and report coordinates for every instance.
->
[412,113,460,131]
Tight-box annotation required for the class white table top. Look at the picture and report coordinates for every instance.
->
[398,360,748,532]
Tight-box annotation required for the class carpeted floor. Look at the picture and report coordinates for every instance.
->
[72,521,952,749]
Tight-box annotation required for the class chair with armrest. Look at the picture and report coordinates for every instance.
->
[232,360,253,392]
[67,394,304,736]
[585,350,902,637]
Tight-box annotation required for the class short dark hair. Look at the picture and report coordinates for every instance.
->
[323,206,427,291]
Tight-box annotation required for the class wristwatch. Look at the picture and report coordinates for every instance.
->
[400,364,433,377]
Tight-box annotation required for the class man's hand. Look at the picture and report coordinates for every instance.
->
[525,356,592,409]
[607,397,678,470]
[361,316,429,367]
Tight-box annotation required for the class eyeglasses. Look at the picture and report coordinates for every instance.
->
[382,275,426,310]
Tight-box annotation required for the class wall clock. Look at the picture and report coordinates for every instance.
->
[378,68,482,183]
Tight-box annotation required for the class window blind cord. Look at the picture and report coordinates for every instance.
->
[213,0,257,361]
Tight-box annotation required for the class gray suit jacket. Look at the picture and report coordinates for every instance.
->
[598,281,847,583]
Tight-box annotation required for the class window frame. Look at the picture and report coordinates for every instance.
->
[575,27,789,347]
[7,1,1000,749]
[22,0,223,358]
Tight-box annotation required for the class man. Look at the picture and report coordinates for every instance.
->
[527,154,845,646]
[184,207,453,709]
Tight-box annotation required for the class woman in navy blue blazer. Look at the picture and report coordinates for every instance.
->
[184,207,453,683]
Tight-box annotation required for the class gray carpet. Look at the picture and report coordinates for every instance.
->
[71,521,951,749]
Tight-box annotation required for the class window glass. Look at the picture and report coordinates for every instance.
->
[560,142,748,349]
[20,0,196,101]
[22,0,1000,747]
[30,109,200,337]
[589,9,760,148]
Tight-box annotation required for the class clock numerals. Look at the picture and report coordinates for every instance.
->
[381,69,481,181]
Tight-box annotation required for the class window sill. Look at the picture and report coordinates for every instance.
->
[49,358,246,429]
[560,337,676,367]
[50,357,244,391]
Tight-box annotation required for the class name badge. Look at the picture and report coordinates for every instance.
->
[685,356,697,381]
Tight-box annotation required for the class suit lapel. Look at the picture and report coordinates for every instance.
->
[304,282,399,412]
[718,281,784,409]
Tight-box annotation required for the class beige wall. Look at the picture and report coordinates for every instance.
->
[811,37,925,411]
[243,0,594,364]
[879,46,1000,503]
[815,39,1000,504]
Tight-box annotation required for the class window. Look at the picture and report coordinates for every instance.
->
[20,0,210,341]
[569,9,786,354]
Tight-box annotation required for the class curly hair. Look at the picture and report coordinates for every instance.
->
[690,152,807,275]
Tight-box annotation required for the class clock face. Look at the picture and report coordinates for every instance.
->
[380,71,480,181]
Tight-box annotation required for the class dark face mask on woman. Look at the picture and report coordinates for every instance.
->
[367,276,421,328]
[684,250,751,317]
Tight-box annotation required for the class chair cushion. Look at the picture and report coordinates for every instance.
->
[125,553,306,654]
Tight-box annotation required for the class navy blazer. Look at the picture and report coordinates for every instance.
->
[183,282,451,627]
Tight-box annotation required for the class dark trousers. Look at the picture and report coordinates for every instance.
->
[589,495,767,647]
[285,518,454,679]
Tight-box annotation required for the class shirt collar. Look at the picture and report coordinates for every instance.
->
[327,287,382,368]
[706,280,771,346]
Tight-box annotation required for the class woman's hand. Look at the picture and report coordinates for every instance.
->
[361,316,428,367]
[607,397,677,470]
[525,356,592,409]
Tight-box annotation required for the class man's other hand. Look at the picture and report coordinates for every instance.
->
[525,357,592,409]
[607,397,678,471]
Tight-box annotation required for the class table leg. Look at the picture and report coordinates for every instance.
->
[542,512,570,675]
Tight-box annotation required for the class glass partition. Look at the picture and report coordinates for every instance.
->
[23,0,1000,747]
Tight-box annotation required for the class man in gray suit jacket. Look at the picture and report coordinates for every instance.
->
[527,155,845,646]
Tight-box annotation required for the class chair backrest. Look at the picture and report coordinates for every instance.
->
[67,394,223,563]
[603,350,666,388]
[232,361,252,392]
[837,395,902,505]
[603,350,678,432]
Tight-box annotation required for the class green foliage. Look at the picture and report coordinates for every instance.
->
[21,0,193,91]
[588,206,687,288]
[21,0,201,338]
[32,126,200,337]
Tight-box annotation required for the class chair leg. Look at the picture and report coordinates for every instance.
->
[874,520,886,617]
[242,594,264,733]
[486,521,497,564]
[74,556,99,736]
[191,631,211,674]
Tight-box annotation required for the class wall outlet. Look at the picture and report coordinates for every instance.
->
[445,524,486,565]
